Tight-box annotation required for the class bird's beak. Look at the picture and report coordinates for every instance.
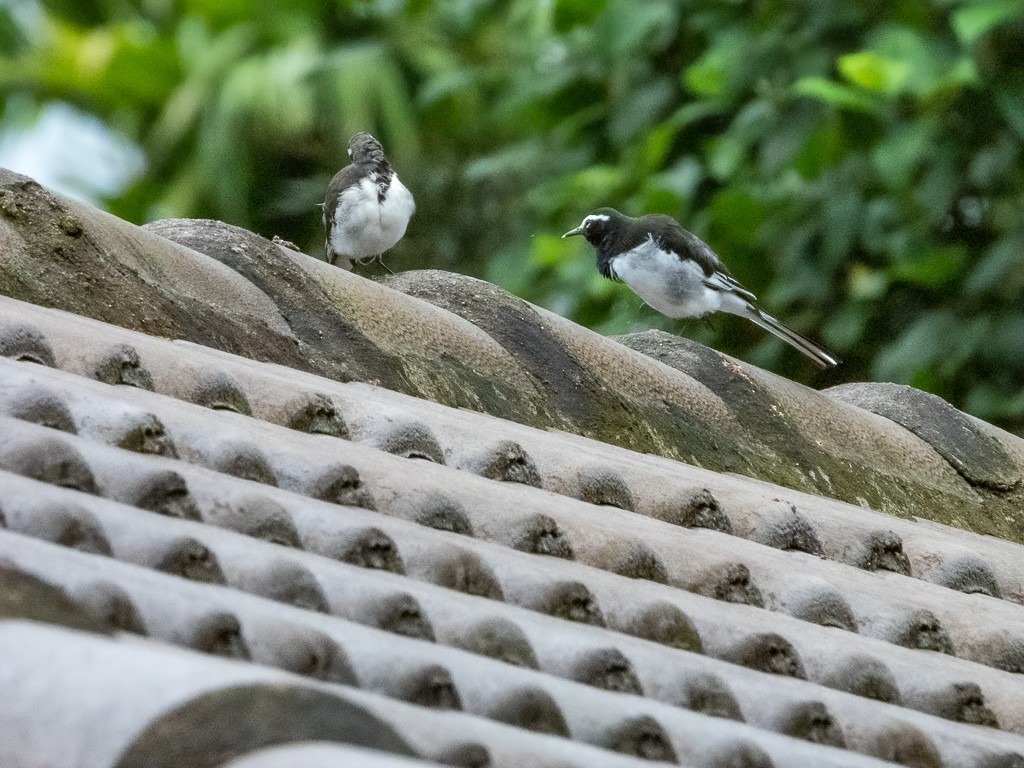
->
[561,225,584,239]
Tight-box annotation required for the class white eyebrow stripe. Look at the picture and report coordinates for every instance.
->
[584,214,610,225]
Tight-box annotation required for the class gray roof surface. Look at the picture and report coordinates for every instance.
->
[1,168,1024,767]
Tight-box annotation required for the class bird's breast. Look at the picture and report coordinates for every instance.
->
[328,176,415,258]
[610,237,722,319]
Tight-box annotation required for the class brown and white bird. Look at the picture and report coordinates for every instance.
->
[563,208,837,367]
[323,132,415,270]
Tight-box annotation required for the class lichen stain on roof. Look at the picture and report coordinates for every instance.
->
[2,167,1024,766]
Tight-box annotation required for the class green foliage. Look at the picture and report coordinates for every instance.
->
[4,0,1024,432]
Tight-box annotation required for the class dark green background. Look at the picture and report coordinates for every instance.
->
[3,0,1024,432]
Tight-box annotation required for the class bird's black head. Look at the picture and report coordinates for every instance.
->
[562,208,635,280]
[348,132,388,166]
[561,208,626,246]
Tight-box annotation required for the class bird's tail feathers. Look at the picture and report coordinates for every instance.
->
[729,302,838,368]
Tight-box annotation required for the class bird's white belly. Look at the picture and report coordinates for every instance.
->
[610,239,721,318]
[329,176,415,258]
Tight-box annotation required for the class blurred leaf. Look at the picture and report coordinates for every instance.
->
[822,180,862,267]
[553,0,608,31]
[638,156,702,214]
[758,102,820,175]
[633,121,676,176]
[416,67,481,109]
[870,117,935,188]
[993,84,1024,141]
[148,22,254,156]
[531,233,569,268]
[827,303,872,348]
[39,0,106,27]
[707,189,765,254]
[637,186,683,214]
[873,310,960,383]
[669,100,726,130]
[684,44,728,97]
[597,0,677,61]
[557,164,627,209]
[608,77,674,145]
[953,1,1022,44]
[966,384,1024,423]
[705,135,745,180]
[792,118,845,179]
[848,263,888,301]
[860,197,902,253]
[864,24,955,99]
[651,156,702,199]
[464,140,545,183]
[986,312,1024,360]
[965,238,1024,297]
[909,367,942,394]
[890,246,968,288]
[793,76,880,113]
[0,6,30,56]
[968,134,1019,188]
[838,50,909,93]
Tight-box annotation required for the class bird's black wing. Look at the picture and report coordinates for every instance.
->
[702,271,758,303]
[324,164,365,226]
[644,214,731,278]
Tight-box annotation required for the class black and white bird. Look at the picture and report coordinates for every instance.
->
[323,132,415,270]
[563,208,838,367]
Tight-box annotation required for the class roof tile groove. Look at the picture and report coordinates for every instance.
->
[0,320,57,366]
[221,743,452,767]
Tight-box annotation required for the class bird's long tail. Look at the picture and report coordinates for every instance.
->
[728,302,838,368]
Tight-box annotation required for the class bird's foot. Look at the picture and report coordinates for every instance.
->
[354,254,395,275]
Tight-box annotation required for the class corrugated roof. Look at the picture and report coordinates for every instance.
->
[2,167,1024,767]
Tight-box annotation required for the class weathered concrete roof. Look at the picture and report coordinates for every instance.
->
[2,167,1024,767]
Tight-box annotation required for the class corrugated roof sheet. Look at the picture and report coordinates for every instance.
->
[1,168,1024,767]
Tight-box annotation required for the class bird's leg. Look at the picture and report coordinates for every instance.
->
[352,254,395,275]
